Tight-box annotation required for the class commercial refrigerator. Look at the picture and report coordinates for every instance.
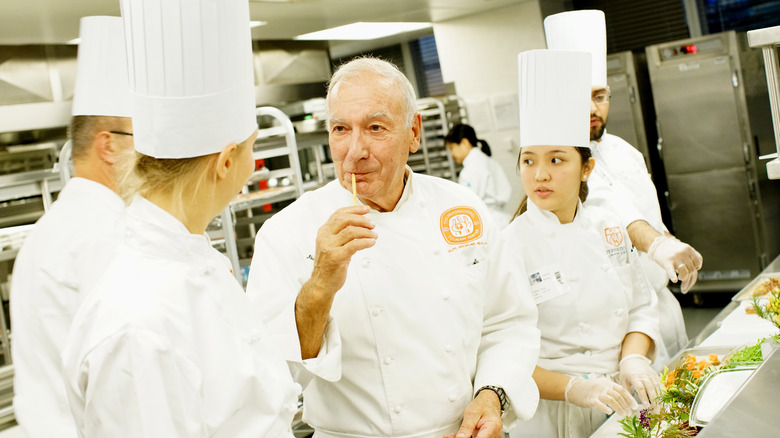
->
[646,31,780,292]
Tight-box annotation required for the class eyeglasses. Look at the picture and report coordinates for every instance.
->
[109,131,134,136]
[592,92,610,105]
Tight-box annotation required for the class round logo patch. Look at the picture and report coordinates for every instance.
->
[440,207,483,245]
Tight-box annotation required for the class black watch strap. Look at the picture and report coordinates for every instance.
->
[475,385,509,412]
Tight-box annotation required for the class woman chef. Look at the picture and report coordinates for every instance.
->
[504,50,662,437]
[445,123,513,228]
[61,0,302,436]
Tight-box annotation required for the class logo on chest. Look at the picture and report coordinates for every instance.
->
[604,226,623,247]
[440,206,483,245]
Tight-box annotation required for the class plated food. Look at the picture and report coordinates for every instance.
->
[732,273,780,302]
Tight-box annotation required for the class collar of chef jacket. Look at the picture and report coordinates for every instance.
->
[124,195,217,263]
[59,177,126,216]
[353,165,416,214]
[461,147,485,169]
[525,198,589,236]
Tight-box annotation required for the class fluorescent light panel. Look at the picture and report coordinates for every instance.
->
[250,21,268,28]
[295,22,432,41]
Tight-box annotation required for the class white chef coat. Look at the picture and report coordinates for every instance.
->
[503,200,660,438]
[246,168,540,438]
[10,177,124,438]
[586,132,688,365]
[61,196,300,438]
[458,148,513,228]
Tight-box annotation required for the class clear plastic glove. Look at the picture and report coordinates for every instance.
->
[618,354,663,405]
[648,236,703,293]
[564,376,637,417]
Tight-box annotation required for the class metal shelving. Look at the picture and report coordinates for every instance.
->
[409,96,468,181]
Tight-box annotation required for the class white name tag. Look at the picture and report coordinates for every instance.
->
[529,264,567,305]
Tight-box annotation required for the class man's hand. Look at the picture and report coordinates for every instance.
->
[648,235,703,293]
[295,205,376,359]
[443,390,502,438]
[309,205,377,293]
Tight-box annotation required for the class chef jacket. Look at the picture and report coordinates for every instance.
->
[502,200,660,377]
[61,196,300,437]
[246,168,540,438]
[587,132,688,362]
[10,177,124,438]
[459,148,513,228]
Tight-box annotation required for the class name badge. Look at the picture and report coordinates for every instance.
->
[529,264,567,305]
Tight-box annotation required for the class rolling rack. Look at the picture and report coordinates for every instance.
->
[748,25,780,180]
[211,106,304,285]
[409,96,469,181]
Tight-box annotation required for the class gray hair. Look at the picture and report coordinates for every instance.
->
[326,56,417,129]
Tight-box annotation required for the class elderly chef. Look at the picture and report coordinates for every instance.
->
[10,16,133,438]
[246,56,540,438]
[506,49,662,438]
[445,123,513,228]
[545,10,703,364]
[61,0,306,436]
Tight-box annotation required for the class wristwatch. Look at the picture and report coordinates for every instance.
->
[475,385,509,413]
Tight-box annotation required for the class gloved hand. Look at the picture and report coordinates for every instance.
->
[648,235,703,293]
[618,354,663,405]
[564,376,637,417]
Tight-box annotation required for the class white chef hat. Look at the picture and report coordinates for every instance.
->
[517,49,591,148]
[120,0,258,159]
[71,16,132,117]
[544,10,607,87]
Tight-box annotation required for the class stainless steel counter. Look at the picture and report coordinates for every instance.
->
[697,348,780,437]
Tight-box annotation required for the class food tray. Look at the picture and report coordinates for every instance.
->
[731,272,780,301]
[689,366,757,427]
[666,346,733,369]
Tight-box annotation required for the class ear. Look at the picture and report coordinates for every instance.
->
[215,143,239,180]
[582,157,596,181]
[409,113,422,154]
[94,131,116,164]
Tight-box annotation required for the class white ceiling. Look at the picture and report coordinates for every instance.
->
[0,0,528,46]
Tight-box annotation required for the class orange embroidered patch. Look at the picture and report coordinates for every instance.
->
[604,227,623,247]
[440,207,483,245]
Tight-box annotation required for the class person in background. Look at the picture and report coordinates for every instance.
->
[61,1,309,435]
[445,123,513,228]
[545,9,702,365]
[10,16,133,438]
[506,49,661,438]
[246,56,540,438]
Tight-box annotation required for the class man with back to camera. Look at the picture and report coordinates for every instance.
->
[544,10,703,366]
[9,16,134,437]
[246,56,541,438]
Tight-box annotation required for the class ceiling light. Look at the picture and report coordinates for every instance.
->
[66,38,80,45]
[250,21,268,28]
[295,22,432,41]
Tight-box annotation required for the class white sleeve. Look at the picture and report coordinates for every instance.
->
[69,329,208,438]
[626,249,662,362]
[472,229,541,427]
[246,215,342,383]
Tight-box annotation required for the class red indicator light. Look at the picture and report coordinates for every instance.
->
[681,44,697,54]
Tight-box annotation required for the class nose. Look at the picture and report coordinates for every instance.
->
[535,164,551,182]
[345,130,369,161]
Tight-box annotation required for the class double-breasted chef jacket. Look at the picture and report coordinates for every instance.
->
[11,177,124,438]
[587,132,688,364]
[62,196,302,437]
[246,168,541,438]
[503,199,660,437]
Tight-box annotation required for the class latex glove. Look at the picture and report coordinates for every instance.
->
[564,376,637,417]
[618,354,663,405]
[648,236,703,293]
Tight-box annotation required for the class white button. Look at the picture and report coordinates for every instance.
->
[448,393,457,402]
[442,293,450,300]
[578,323,590,332]
[294,383,303,394]
[614,308,625,316]
[384,357,393,365]
[601,263,609,271]
[584,350,592,356]
[444,344,453,353]
[372,308,381,317]
[433,249,440,256]
[285,402,298,413]
[362,259,370,269]
[393,405,402,414]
